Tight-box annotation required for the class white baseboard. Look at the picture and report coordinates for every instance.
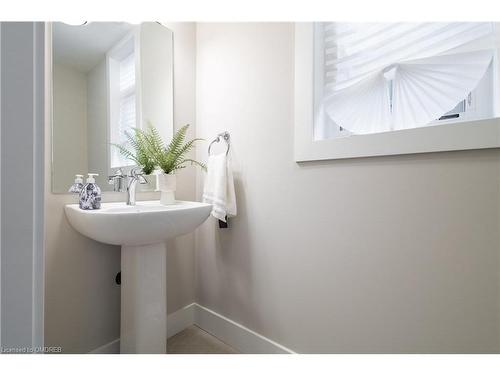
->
[88,303,294,354]
[89,338,120,354]
[194,304,295,354]
[167,303,196,339]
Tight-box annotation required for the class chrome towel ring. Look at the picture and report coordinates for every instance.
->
[208,131,230,156]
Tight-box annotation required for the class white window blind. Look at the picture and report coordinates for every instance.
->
[120,53,135,93]
[315,22,495,136]
[118,52,136,142]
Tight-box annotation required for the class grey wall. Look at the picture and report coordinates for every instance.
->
[44,22,197,353]
[1,22,45,351]
[195,23,500,353]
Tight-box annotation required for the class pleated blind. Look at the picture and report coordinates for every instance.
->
[119,53,136,93]
[317,22,495,135]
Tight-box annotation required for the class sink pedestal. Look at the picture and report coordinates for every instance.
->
[120,243,167,354]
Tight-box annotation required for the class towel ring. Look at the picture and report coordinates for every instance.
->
[208,131,230,156]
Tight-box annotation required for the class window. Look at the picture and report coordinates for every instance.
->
[294,23,500,161]
[108,34,138,169]
[313,23,496,140]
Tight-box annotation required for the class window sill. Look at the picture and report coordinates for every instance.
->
[294,117,500,162]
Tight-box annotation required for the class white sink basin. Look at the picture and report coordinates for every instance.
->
[65,200,212,246]
[64,200,212,354]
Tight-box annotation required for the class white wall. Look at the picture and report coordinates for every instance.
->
[52,63,88,192]
[140,22,174,143]
[44,22,197,353]
[87,59,109,188]
[195,23,500,353]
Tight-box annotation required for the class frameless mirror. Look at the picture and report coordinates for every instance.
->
[50,22,173,193]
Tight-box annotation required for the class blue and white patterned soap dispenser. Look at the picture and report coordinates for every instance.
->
[79,173,102,210]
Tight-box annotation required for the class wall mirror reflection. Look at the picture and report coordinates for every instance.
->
[50,22,173,193]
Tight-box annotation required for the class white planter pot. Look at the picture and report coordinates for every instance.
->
[158,173,176,205]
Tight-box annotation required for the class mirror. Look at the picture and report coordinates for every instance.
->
[50,22,173,193]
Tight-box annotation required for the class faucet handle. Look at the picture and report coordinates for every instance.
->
[130,167,147,180]
[129,166,148,185]
[130,166,142,177]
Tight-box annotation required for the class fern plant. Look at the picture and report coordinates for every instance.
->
[142,123,206,174]
[113,123,205,175]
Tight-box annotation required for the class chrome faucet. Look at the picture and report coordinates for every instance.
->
[126,167,148,205]
[108,167,148,205]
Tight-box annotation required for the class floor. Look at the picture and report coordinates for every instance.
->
[167,325,239,354]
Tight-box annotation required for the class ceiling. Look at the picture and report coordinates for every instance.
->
[53,22,134,73]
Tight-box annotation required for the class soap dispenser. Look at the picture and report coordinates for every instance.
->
[68,174,84,194]
[79,173,102,210]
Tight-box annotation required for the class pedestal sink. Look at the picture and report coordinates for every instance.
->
[64,200,212,354]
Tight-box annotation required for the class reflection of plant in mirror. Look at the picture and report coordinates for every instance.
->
[112,123,206,175]
[111,128,156,175]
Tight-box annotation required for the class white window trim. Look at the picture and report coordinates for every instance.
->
[106,28,142,175]
[294,23,500,162]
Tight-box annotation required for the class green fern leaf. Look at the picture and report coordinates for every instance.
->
[111,123,205,175]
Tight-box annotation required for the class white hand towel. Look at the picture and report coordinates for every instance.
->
[202,153,237,222]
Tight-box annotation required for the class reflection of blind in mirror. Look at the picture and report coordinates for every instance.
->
[113,52,136,168]
[120,53,135,92]
[119,94,136,145]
